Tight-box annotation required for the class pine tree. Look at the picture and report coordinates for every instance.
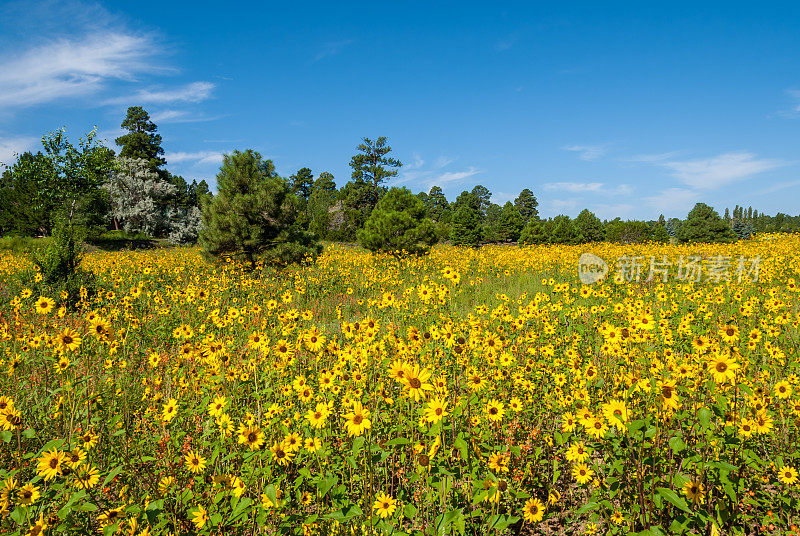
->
[450,203,482,246]
[549,215,581,244]
[574,209,604,243]
[290,167,314,201]
[471,185,492,220]
[482,203,502,242]
[519,218,552,245]
[424,186,451,223]
[308,172,337,240]
[357,187,437,255]
[677,203,736,243]
[497,202,524,242]
[349,137,401,211]
[115,107,166,175]
[200,150,321,268]
[514,188,539,222]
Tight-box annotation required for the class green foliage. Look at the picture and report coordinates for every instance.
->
[574,209,604,243]
[115,106,166,175]
[514,188,539,222]
[424,186,451,223]
[471,185,492,220]
[677,203,736,243]
[349,137,401,212]
[650,223,671,243]
[732,220,755,240]
[497,202,525,242]
[200,150,321,268]
[308,172,337,240]
[549,214,582,244]
[605,219,653,244]
[290,167,314,201]
[481,203,502,243]
[450,203,482,246]
[20,211,96,307]
[356,187,438,255]
[519,218,552,245]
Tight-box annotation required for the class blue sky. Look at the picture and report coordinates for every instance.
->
[1,1,799,219]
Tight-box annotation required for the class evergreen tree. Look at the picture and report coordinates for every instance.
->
[450,203,482,246]
[514,188,539,222]
[519,218,553,245]
[482,203,502,242]
[550,215,581,244]
[471,185,492,220]
[349,137,401,211]
[650,224,671,243]
[290,167,314,201]
[357,187,437,255]
[200,150,321,268]
[677,203,736,243]
[424,186,451,223]
[0,151,55,235]
[308,172,337,240]
[497,201,524,242]
[115,107,167,175]
[574,209,604,243]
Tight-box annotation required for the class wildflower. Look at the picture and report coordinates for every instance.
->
[270,441,294,466]
[191,505,209,529]
[55,327,82,352]
[208,396,227,417]
[682,478,705,504]
[184,450,207,474]
[34,296,55,315]
[237,424,265,451]
[37,449,65,481]
[424,397,449,424]
[775,380,792,399]
[305,403,330,428]
[373,492,398,518]
[18,483,40,505]
[402,365,433,401]
[161,398,178,423]
[778,465,798,485]
[485,399,506,422]
[522,497,545,523]
[344,402,371,436]
[572,463,594,485]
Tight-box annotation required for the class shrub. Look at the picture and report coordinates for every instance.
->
[357,187,437,255]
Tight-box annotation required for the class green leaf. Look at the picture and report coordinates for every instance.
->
[668,436,686,453]
[317,476,337,497]
[577,501,599,514]
[386,437,409,446]
[0,431,11,443]
[698,408,713,430]
[656,487,691,513]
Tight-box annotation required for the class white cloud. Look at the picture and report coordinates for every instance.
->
[103,81,215,106]
[0,136,36,168]
[619,151,681,163]
[589,203,635,220]
[406,153,425,170]
[491,192,516,204]
[544,182,604,193]
[149,109,220,123]
[314,39,353,61]
[165,151,224,166]
[562,144,608,161]
[644,187,700,216]
[659,152,783,190]
[0,32,160,109]
[433,156,456,169]
[426,167,480,188]
[756,179,800,195]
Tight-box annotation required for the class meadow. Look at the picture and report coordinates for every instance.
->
[1,236,799,535]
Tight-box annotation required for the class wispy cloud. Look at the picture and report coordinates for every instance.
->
[562,144,609,161]
[0,136,36,168]
[0,32,161,109]
[644,187,700,216]
[657,152,784,190]
[543,182,632,196]
[619,151,681,163]
[165,151,225,166]
[103,81,214,106]
[756,179,800,195]
[314,39,353,61]
[427,167,480,188]
[494,35,517,51]
[150,109,221,123]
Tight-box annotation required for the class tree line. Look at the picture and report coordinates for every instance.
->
[2,106,799,268]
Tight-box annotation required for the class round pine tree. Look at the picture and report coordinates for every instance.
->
[200,150,321,268]
[676,203,736,243]
[497,201,525,242]
[450,203,482,246]
[357,187,437,255]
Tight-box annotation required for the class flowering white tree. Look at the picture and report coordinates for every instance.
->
[104,158,176,237]
[167,205,204,245]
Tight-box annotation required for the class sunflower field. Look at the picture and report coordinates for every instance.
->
[1,235,799,535]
